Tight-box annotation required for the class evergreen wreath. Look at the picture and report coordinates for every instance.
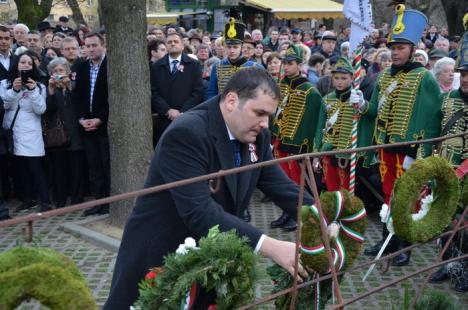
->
[300,190,367,274]
[0,246,96,310]
[391,156,460,244]
[134,226,260,310]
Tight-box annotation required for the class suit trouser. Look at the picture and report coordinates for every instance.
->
[17,156,49,205]
[48,149,87,206]
[82,134,110,205]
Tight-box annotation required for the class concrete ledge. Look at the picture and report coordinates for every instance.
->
[60,215,121,253]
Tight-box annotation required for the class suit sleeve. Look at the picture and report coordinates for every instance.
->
[206,64,219,100]
[150,64,171,115]
[180,63,203,112]
[257,132,314,218]
[157,124,263,248]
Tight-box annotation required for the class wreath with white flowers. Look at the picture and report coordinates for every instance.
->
[390,156,460,243]
[133,226,259,310]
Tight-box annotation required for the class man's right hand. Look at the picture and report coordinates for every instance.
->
[167,108,181,121]
[259,235,308,282]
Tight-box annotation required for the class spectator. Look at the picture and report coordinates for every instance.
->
[0,50,50,212]
[426,25,439,43]
[43,47,61,61]
[13,24,29,51]
[147,39,166,66]
[252,41,264,64]
[414,49,429,67]
[0,96,9,220]
[42,33,53,49]
[52,32,67,50]
[196,43,210,67]
[60,37,81,65]
[261,48,272,68]
[45,57,86,208]
[72,32,110,216]
[150,32,203,146]
[368,49,392,78]
[433,57,456,92]
[0,25,14,81]
[251,29,263,42]
[340,41,350,58]
[188,30,202,51]
[264,27,279,51]
[72,25,90,47]
[266,52,282,82]
[213,37,225,60]
[319,31,339,59]
[55,16,74,35]
[434,37,450,53]
[242,37,255,60]
[150,26,165,40]
[278,31,290,47]
[428,48,449,70]
[307,53,325,86]
[37,21,55,37]
[27,30,43,56]
[303,30,315,48]
[290,28,303,44]
[278,40,292,57]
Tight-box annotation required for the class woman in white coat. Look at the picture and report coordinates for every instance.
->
[1,50,51,211]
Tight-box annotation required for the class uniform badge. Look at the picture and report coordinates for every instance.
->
[249,143,258,163]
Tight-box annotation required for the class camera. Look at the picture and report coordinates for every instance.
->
[20,70,34,84]
[54,75,63,81]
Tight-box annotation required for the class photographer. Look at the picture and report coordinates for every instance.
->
[45,57,85,208]
[0,50,50,212]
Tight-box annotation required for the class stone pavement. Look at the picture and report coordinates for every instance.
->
[1,192,467,309]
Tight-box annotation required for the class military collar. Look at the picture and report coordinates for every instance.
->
[390,61,423,76]
[335,87,351,102]
[228,56,248,67]
[284,74,309,89]
[459,88,468,104]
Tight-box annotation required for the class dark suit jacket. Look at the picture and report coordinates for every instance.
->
[72,56,109,135]
[0,53,16,81]
[150,53,203,116]
[105,96,313,309]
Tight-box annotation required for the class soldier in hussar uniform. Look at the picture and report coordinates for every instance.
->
[314,57,375,191]
[206,9,262,100]
[362,4,442,266]
[429,11,468,292]
[270,44,323,231]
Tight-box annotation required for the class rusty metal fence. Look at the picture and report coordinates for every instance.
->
[1,132,467,309]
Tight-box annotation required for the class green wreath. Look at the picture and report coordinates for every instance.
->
[0,247,96,310]
[134,226,259,310]
[300,190,367,274]
[391,156,460,244]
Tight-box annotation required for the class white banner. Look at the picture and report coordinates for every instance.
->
[344,0,374,56]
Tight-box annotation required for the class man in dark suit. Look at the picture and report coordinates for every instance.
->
[0,25,14,217]
[151,31,203,147]
[72,32,110,216]
[105,68,312,309]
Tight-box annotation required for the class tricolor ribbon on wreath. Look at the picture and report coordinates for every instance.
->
[300,191,366,272]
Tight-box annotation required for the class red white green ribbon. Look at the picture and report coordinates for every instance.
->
[300,191,366,271]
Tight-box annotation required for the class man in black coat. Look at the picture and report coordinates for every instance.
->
[72,32,110,216]
[150,31,203,147]
[104,68,312,309]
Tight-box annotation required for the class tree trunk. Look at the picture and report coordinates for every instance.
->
[440,0,468,35]
[66,0,87,27]
[14,0,53,29]
[100,0,153,227]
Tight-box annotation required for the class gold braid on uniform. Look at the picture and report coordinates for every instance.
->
[216,64,242,94]
[280,87,313,140]
[376,69,425,142]
[440,93,467,164]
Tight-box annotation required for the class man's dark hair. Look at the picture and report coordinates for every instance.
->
[147,39,165,60]
[0,25,10,34]
[221,67,279,102]
[84,31,105,45]
[28,30,40,36]
[166,31,184,42]
[308,53,325,67]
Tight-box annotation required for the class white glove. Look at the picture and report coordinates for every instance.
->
[402,155,415,170]
[350,89,365,111]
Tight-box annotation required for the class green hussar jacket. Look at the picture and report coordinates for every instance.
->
[438,89,467,166]
[364,65,442,158]
[275,75,323,154]
[314,88,375,167]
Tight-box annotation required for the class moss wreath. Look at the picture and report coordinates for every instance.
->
[391,156,460,244]
[0,246,96,310]
[300,190,368,274]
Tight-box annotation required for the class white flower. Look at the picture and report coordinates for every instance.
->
[176,244,188,255]
[184,237,197,249]
[327,222,340,240]
[379,204,390,223]
[412,194,433,221]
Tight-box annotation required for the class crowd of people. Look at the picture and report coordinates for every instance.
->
[0,5,467,306]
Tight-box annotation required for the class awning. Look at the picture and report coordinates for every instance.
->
[241,0,343,19]
[147,11,207,25]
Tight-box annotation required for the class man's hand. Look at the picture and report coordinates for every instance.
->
[79,118,102,131]
[167,108,181,121]
[259,236,308,282]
